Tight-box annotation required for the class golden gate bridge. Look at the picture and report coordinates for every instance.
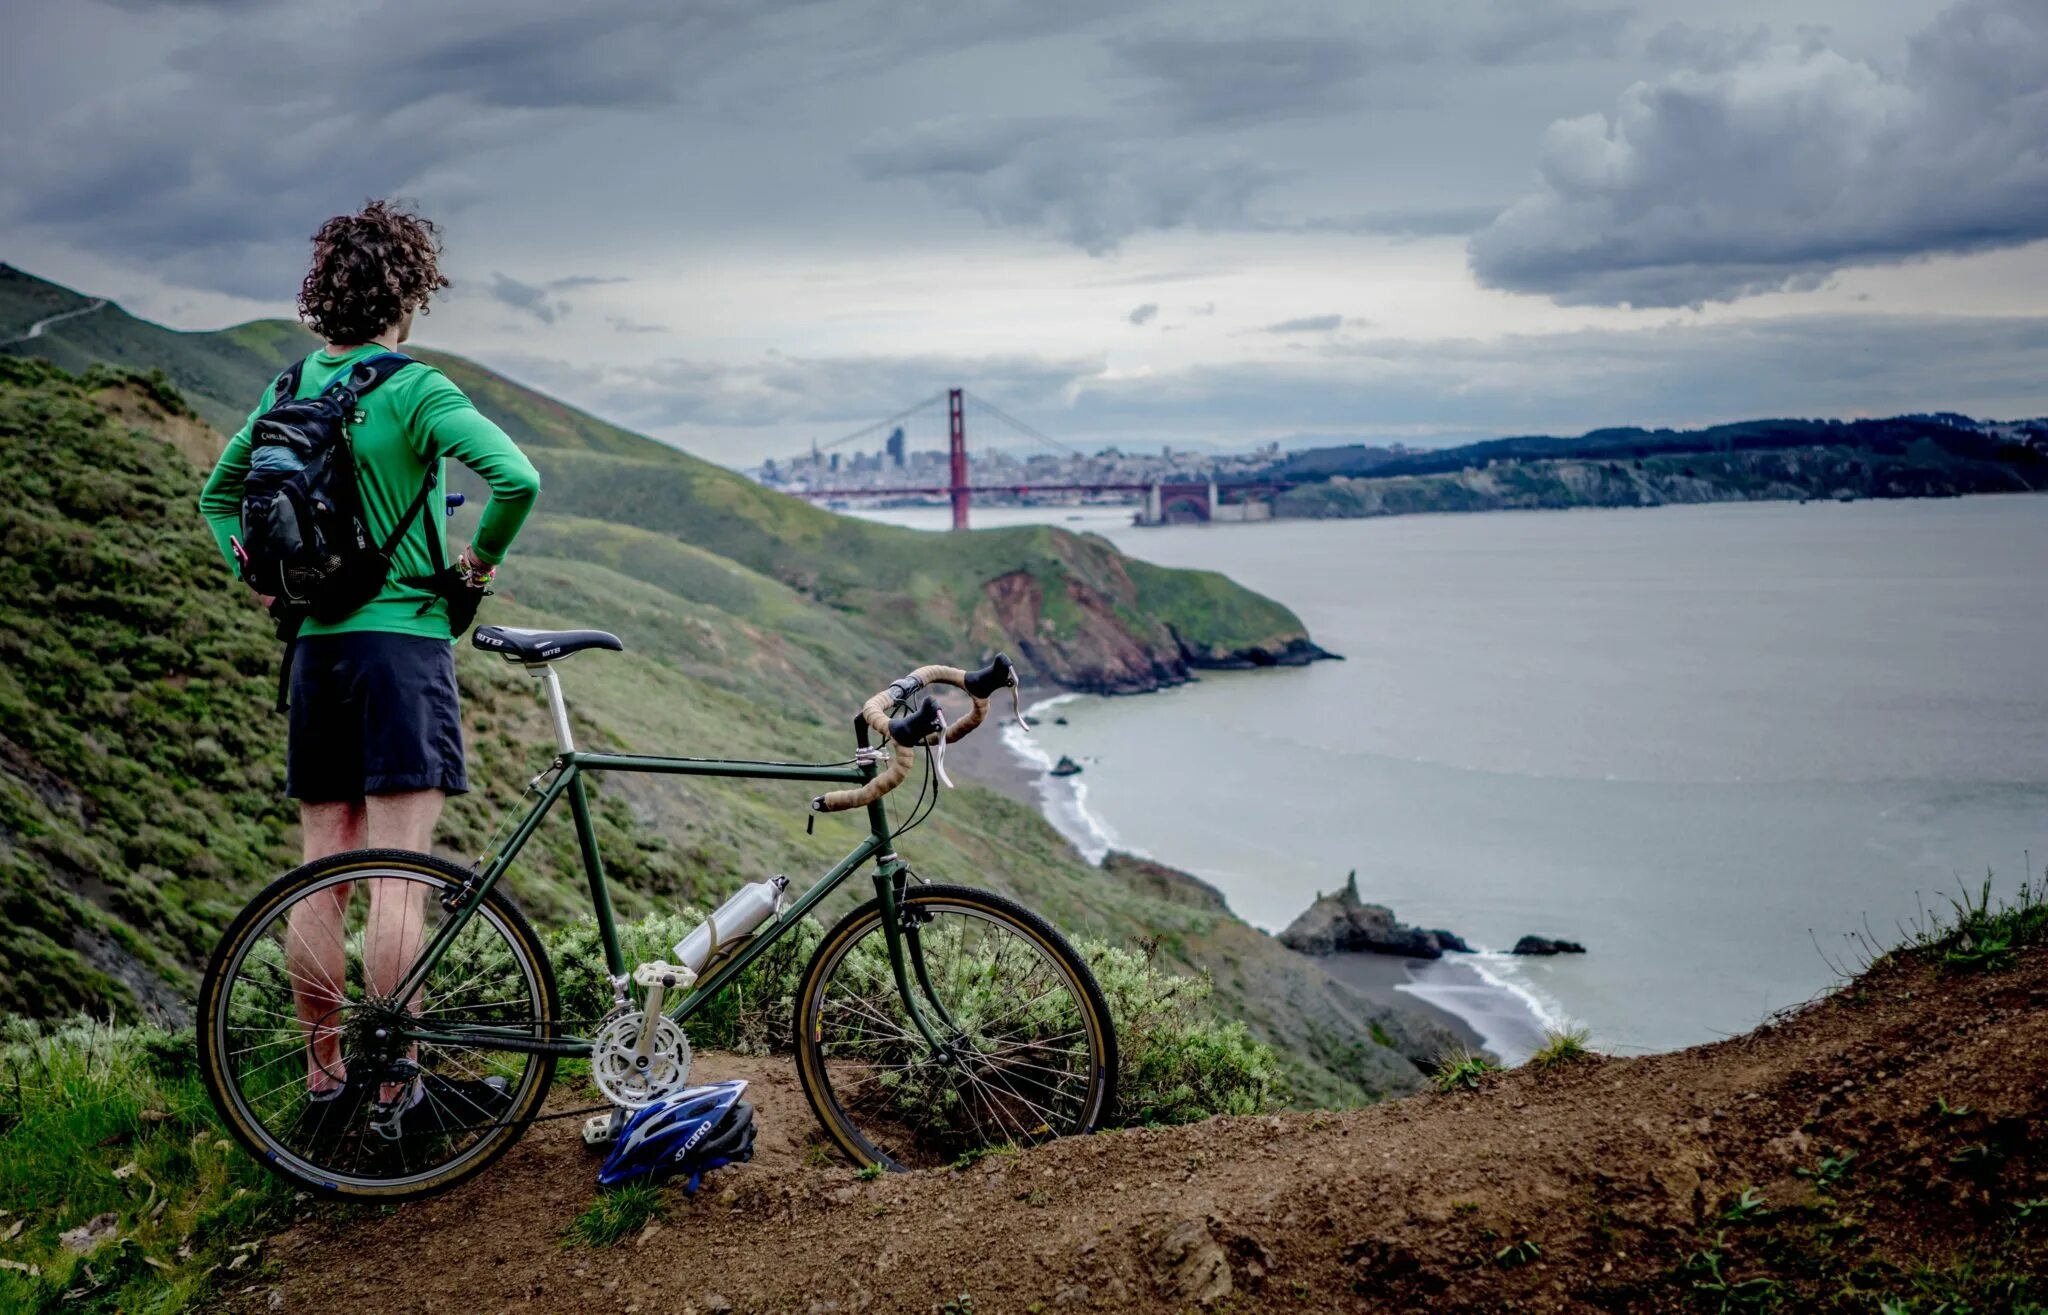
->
[766,388,1290,530]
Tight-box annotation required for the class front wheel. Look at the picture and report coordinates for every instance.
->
[197,848,560,1200]
[794,883,1117,1170]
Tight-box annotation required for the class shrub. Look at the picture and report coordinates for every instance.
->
[1080,940,1279,1125]
[544,915,1277,1130]
[546,908,820,1055]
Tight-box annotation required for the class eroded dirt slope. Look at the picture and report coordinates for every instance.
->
[242,948,2048,1313]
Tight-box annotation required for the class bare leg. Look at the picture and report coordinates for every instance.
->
[290,800,366,1092]
[364,789,445,1100]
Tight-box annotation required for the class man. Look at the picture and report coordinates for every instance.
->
[199,200,541,1130]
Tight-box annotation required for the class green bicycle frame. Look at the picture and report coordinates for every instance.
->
[395,662,955,1059]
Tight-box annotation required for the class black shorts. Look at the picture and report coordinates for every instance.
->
[286,632,469,802]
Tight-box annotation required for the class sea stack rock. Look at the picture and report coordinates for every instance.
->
[1050,755,1082,777]
[1511,935,1586,956]
[1278,871,1466,960]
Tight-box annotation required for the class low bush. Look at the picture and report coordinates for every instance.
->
[1080,940,1279,1125]
[546,908,820,1055]
[0,1016,290,1314]
[547,913,1278,1128]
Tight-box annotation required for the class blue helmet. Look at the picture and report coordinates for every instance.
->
[597,1080,756,1192]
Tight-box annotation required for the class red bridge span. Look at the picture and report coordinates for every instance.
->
[767,388,1291,530]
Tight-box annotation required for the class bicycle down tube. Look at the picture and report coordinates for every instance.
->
[395,683,953,1056]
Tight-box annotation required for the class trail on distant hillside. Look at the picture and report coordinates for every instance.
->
[233,948,2048,1314]
[0,297,105,345]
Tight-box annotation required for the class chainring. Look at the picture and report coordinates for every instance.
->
[589,1010,692,1109]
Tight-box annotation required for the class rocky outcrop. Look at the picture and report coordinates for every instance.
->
[1098,854,1465,1087]
[1511,935,1586,956]
[1174,633,1339,671]
[1278,872,1467,960]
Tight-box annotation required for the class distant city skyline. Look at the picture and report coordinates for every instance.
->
[5,0,2046,465]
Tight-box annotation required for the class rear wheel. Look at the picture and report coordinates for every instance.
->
[197,848,559,1200]
[794,883,1116,1170]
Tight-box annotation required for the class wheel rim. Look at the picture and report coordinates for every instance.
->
[804,898,1106,1169]
[210,867,549,1191]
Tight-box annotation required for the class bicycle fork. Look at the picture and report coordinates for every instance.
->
[873,866,967,1061]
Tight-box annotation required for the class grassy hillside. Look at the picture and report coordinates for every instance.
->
[1,264,1318,692]
[0,349,1438,1111]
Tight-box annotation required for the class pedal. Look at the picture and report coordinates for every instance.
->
[581,1110,617,1147]
[632,961,697,990]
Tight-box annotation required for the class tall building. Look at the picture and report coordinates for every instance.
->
[885,426,905,468]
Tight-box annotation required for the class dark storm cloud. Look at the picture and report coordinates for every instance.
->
[1464,0,1632,64]
[1067,313,2048,438]
[1641,21,1772,71]
[855,117,1271,254]
[1265,315,1345,333]
[487,275,565,324]
[485,273,626,323]
[1111,1,1633,131]
[1298,206,1504,238]
[1110,33,1372,127]
[494,349,1102,433]
[1470,0,2048,307]
[1,0,800,296]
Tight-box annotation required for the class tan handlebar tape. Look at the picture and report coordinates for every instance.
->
[811,665,990,812]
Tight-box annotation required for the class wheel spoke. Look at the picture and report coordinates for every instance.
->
[204,864,554,1195]
[802,892,1108,1170]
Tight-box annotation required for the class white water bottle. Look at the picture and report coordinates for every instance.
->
[672,876,789,973]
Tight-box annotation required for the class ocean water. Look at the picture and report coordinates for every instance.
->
[856,498,2048,1056]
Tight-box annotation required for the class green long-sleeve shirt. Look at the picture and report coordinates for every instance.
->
[198,345,541,640]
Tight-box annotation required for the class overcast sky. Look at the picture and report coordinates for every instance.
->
[5,0,2046,463]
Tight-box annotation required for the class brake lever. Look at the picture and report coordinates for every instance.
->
[930,705,954,789]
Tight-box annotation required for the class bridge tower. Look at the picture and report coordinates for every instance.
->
[948,388,969,531]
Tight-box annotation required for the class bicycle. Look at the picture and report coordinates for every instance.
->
[197,625,1118,1200]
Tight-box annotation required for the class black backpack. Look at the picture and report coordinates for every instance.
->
[237,352,446,708]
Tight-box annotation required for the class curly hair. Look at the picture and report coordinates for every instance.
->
[297,200,451,344]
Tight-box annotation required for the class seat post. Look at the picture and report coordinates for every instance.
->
[532,664,575,753]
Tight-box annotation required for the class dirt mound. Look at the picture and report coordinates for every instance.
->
[239,949,2048,1313]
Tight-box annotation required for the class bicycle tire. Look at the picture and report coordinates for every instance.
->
[794,883,1116,1170]
[197,848,560,1201]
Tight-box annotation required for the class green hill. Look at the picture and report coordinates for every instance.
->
[0,271,1447,1105]
[0,263,1319,691]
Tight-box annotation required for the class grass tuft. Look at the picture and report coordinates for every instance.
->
[1901,875,2048,975]
[1527,1026,1593,1070]
[1431,1046,1499,1093]
[563,1183,665,1247]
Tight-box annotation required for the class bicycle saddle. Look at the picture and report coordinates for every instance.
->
[472,625,624,664]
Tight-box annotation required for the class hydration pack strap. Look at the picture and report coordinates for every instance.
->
[272,608,306,715]
[327,352,414,402]
[271,360,306,406]
[382,443,443,561]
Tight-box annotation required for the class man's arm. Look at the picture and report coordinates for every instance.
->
[198,391,271,575]
[408,373,541,566]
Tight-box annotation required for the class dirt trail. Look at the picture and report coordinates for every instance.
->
[242,950,2048,1313]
